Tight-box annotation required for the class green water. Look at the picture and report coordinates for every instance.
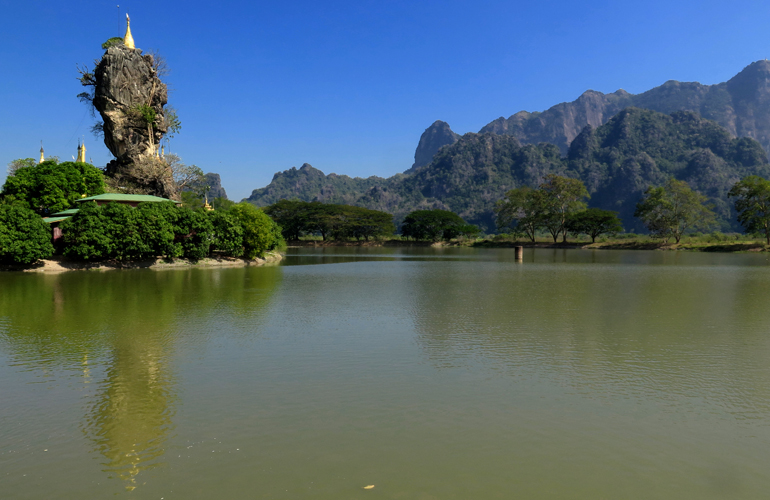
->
[1,247,770,499]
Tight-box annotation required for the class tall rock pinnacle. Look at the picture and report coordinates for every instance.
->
[93,44,169,173]
[408,120,460,172]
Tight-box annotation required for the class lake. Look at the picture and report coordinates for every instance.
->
[1,247,770,499]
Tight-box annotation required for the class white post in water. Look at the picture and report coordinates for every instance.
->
[515,246,523,261]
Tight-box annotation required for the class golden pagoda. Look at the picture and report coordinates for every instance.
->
[124,14,135,50]
[77,140,87,163]
[39,142,44,164]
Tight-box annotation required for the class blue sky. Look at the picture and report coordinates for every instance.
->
[2,0,769,200]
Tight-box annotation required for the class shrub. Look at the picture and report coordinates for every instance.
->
[0,205,54,265]
[60,202,112,260]
[208,211,243,257]
[229,203,284,259]
[1,160,105,215]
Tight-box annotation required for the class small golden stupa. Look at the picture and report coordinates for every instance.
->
[39,142,45,164]
[124,14,135,50]
[77,140,87,163]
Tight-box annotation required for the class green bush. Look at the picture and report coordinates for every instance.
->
[60,202,112,260]
[208,211,243,257]
[1,160,105,215]
[229,203,284,259]
[401,209,468,241]
[0,205,54,265]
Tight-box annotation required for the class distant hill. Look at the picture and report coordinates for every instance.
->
[248,109,770,232]
[479,60,770,157]
[245,163,390,206]
[407,120,460,173]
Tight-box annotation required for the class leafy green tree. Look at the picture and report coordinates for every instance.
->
[229,203,284,259]
[494,186,543,242]
[174,208,214,260]
[634,178,715,243]
[401,209,466,242]
[6,158,37,176]
[728,175,770,245]
[1,160,105,215]
[538,174,589,243]
[264,199,313,240]
[566,208,623,243]
[208,211,244,257]
[0,205,54,265]
[134,202,178,258]
[60,202,112,260]
[100,202,152,261]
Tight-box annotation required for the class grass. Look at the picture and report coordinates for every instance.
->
[288,232,770,253]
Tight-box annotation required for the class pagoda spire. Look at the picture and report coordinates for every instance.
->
[124,14,135,49]
[39,141,44,164]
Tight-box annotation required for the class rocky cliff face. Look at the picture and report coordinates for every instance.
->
[407,120,460,172]
[478,60,770,156]
[203,173,227,200]
[93,44,169,175]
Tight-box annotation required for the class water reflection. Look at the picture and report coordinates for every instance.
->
[406,254,770,421]
[0,267,281,491]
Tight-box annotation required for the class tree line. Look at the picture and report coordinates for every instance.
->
[495,173,770,245]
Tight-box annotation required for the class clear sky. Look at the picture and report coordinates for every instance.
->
[2,0,770,200]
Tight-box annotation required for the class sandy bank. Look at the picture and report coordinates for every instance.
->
[1,252,283,273]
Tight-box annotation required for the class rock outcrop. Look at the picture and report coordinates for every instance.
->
[407,120,460,172]
[203,173,227,200]
[92,44,172,195]
[479,60,770,156]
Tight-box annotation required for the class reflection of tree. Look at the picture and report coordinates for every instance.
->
[408,255,770,418]
[0,266,281,490]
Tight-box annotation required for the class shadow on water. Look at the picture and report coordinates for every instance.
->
[0,267,281,491]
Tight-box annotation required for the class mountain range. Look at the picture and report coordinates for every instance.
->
[246,60,770,232]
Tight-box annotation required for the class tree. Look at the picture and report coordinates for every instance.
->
[494,186,543,242]
[401,209,466,242]
[60,202,113,260]
[728,175,770,245]
[0,205,54,265]
[634,178,715,243]
[229,203,284,259]
[1,160,106,215]
[566,208,623,243]
[7,158,36,176]
[538,174,589,243]
[208,211,244,257]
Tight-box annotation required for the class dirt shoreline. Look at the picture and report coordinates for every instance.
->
[1,252,283,273]
[288,239,769,253]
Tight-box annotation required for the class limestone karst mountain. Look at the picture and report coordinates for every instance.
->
[407,120,461,173]
[92,44,169,173]
[478,60,770,157]
[248,109,770,232]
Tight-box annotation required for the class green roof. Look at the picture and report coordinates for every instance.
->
[51,209,80,216]
[75,193,180,204]
[43,216,71,224]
